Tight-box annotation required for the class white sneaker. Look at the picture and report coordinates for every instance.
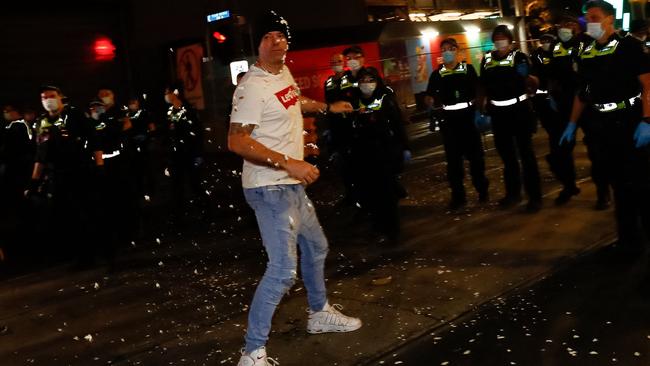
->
[237,347,279,366]
[307,303,362,334]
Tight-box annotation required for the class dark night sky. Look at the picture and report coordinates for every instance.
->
[0,0,367,110]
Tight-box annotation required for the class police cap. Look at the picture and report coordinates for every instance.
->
[440,38,459,49]
[343,45,364,57]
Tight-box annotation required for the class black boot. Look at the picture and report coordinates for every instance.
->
[555,186,580,206]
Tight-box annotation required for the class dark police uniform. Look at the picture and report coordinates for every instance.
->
[350,84,408,239]
[576,33,650,249]
[426,61,489,206]
[481,48,542,208]
[550,34,611,207]
[92,105,137,260]
[34,106,95,260]
[533,42,581,203]
[164,103,205,211]
[1,118,35,207]
[328,70,361,205]
[126,107,154,197]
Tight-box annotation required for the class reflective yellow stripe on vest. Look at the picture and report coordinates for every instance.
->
[483,51,517,70]
[440,62,468,77]
[359,94,387,112]
[340,75,355,90]
[580,39,619,59]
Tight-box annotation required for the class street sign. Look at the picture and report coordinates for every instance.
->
[207,10,231,23]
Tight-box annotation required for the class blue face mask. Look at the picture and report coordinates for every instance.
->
[442,50,457,64]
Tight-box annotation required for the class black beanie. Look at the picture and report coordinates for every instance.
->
[254,10,291,47]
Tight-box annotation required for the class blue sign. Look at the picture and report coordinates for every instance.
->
[207,10,231,23]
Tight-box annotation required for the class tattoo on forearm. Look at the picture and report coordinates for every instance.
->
[229,123,255,136]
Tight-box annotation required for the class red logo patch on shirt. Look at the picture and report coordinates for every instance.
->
[275,85,299,110]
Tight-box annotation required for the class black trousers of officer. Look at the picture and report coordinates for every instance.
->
[440,107,489,202]
[595,104,650,251]
[329,117,357,205]
[129,135,154,198]
[94,155,137,265]
[351,133,401,239]
[170,151,206,212]
[49,168,93,263]
[580,108,613,203]
[489,101,542,201]
[535,95,578,190]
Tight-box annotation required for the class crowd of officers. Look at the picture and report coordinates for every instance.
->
[322,0,650,254]
[323,46,411,242]
[0,83,205,269]
[2,0,650,266]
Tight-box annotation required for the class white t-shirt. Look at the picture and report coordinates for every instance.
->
[230,64,304,188]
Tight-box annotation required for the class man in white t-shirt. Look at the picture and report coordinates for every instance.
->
[228,10,362,366]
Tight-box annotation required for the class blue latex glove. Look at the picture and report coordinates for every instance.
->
[548,96,558,112]
[516,63,529,78]
[634,121,650,148]
[559,121,577,146]
[474,111,492,132]
[403,150,412,163]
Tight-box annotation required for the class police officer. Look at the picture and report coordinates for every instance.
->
[126,95,155,199]
[0,104,35,259]
[163,83,206,215]
[26,85,96,267]
[627,19,649,53]
[426,38,489,210]
[90,96,136,266]
[331,46,366,206]
[479,25,543,212]
[550,13,611,209]
[323,53,346,156]
[561,0,650,255]
[532,32,583,205]
[1,104,34,208]
[350,66,409,241]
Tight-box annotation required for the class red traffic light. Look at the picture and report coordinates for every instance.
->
[94,37,116,61]
[212,31,227,43]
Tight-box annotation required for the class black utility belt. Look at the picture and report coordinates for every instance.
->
[592,95,640,113]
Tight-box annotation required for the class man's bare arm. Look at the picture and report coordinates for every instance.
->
[299,96,353,114]
[227,122,320,184]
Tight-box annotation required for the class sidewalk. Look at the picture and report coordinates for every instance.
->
[0,128,617,366]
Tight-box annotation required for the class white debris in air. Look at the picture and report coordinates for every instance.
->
[84,334,93,342]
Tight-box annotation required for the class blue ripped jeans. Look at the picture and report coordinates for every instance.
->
[243,184,329,353]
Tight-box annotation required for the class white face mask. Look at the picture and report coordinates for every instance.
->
[587,22,605,40]
[347,59,362,72]
[332,65,344,73]
[100,96,114,106]
[494,40,511,51]
[359,82,377,96]
[541,43,552,52]
[558,28,573,43]
[42,98,60,112]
